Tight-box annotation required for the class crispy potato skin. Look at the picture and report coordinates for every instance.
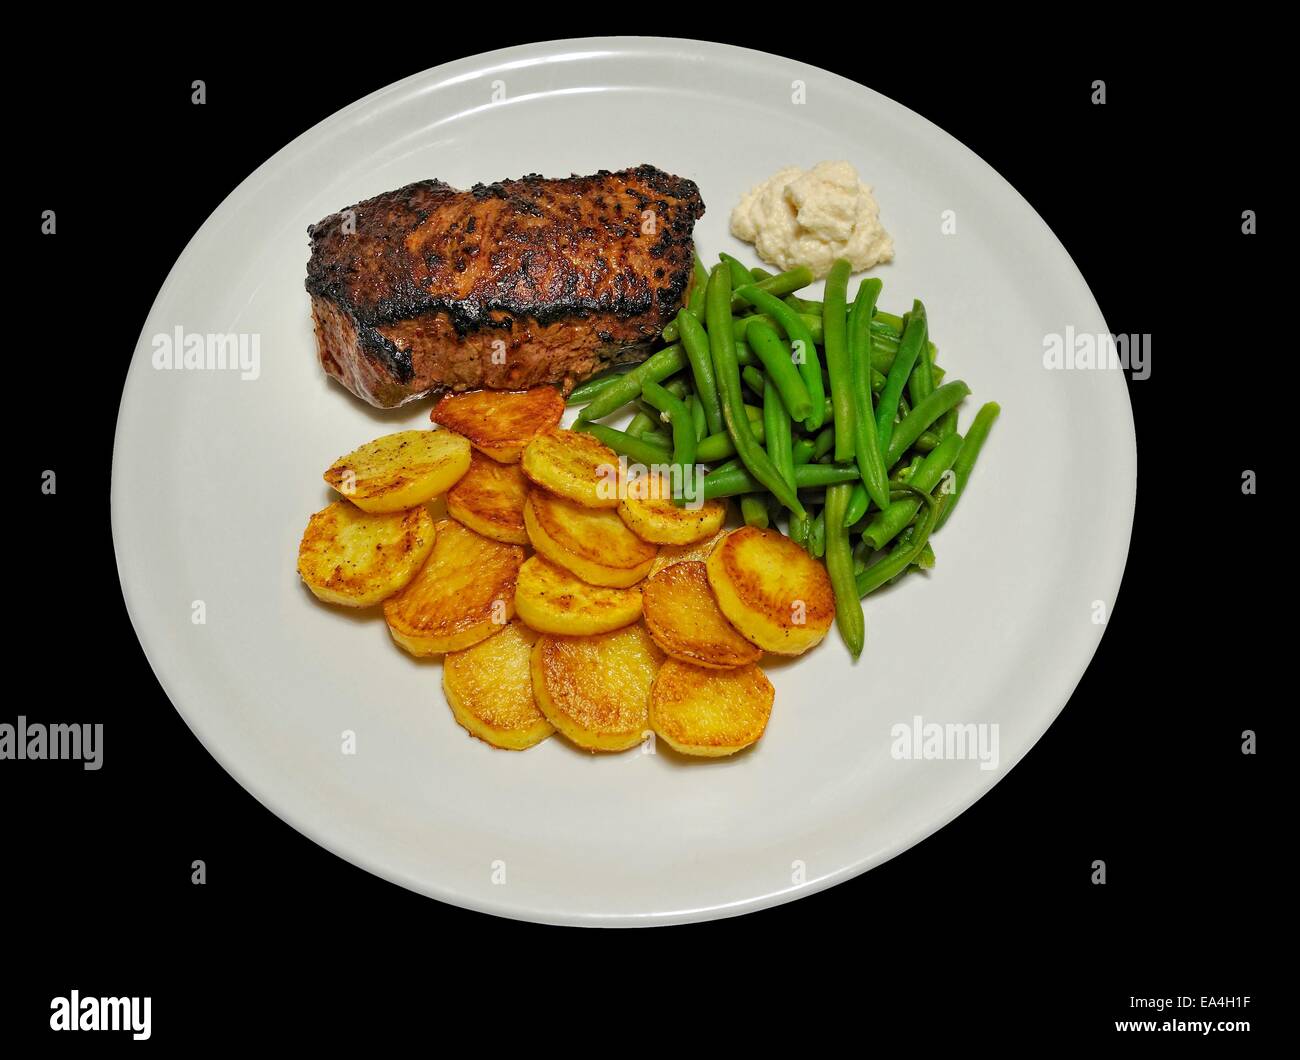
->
[520,428,622,508]
[297,500,436,607]
[648,527,730,577]
[384,519,523,655]
[649,659,774,756]
[523,489,656,588]
[617,472,727,545]
[706,526,833,655]
[642,561,761,669]
[446,451,529,544]
[530,625,663,752]
[430,387,565,463]
[443,620,553,750]
[324,429,471,513]
[514,555,642,636]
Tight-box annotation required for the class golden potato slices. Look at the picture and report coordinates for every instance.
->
[520,428,621,508]
[648,526,730,577]
[530,624,663,752]
[706,526,834,655]
[649,659,774,757]
[523,490,656,588]
[618,471,727,545]
[297,500,436,607]
[642,561,761,669]
[429,387,565,463]
[324,429,471,513]
[514,555,642,636]
[383,519,523,655]
[443,620,553,750]
[446,451,528,544]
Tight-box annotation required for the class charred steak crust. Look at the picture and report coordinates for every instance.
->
[306,165,705,407]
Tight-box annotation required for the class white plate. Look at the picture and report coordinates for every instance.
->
[112,38,1135,925]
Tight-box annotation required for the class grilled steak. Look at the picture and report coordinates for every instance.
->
[306,165,705,408]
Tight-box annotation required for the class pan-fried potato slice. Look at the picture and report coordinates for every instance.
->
[515,555,642,635]
[642,561,761,669]
[520,428,621,508]
[705,526,833,655]
[430,387,565,463]
[443,620,553,750]
[649,659,774,757]
[530,624,663,752]
[618,470,728,545]
[524,490,656,588]
[648,527,730,577]
[446,451,528,544]
[297,501,436,607]
[383,519,523,655]
[324,429,471,513]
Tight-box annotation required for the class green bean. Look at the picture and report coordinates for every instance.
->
[936,406,959,441]
[875,308,906,332]
[578,345,685,421]
[876,300,928,458]
[686,393,707,442]
[658,254,710,344]
[690,252,709,317]
[764,375,803,544]
[663,376,690,399]
[740,494,770,528]
[862,433,962,550]
[729,265,813,313]
[706,266,806,517]
[701,461,859,500]
[750,267,774,281]
[843,483,869,526]
[846,277,891,511]
[641,424,673,449]
[936,402,1000,530]
[742,365,766,397]
[743,319,814,421]
[696,406,765,462]
[908,324,935,407]
[642,379,696,493]
[823,259,856,462]
[676,311,724,436]
[898,526,937,570]
[891,455,923,483]
[734,340,755,367]
[884,381,970,468]
[626,410,656,438]
[913,430,942,453]
[732,312,824,347]
[812,425,836,461]
[856,483,942,597]
[733,285,826,430]
[568,367,632,405]
[573,421,671,465]
[823,482,864,656]
[791,437,816,465]
[719,253,753,290]
[807,509,826,558]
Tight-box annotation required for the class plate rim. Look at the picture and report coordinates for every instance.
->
[110,35,1137,926]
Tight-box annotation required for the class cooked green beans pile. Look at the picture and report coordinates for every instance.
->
[573,254,1000,660]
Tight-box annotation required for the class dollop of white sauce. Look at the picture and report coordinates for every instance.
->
[729,160,894,279]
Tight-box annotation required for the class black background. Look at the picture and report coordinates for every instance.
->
[7,26,1273,1044]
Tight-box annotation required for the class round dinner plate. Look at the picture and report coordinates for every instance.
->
[112,37,1136,925]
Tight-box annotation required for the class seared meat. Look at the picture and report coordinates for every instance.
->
[306,165,705,408]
